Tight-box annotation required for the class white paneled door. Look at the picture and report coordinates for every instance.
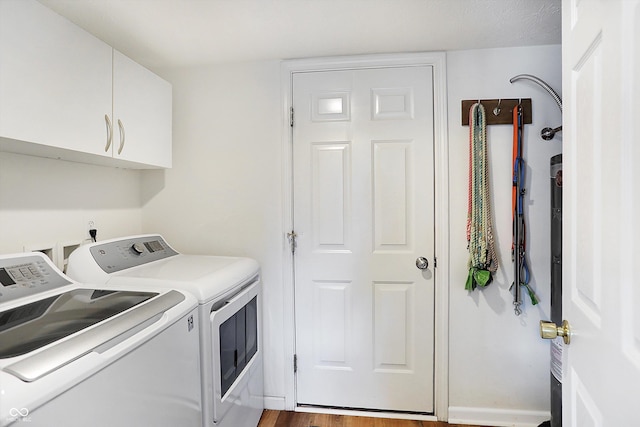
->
[562,0,640,425]
[292,67,435,413]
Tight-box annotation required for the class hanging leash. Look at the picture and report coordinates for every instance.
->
[511,103,538,315]
[466,103,498,291]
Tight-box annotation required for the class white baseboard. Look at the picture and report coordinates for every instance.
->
[264,395,286,410]
[448,406,550,427]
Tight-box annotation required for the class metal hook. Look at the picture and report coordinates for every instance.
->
[514,301,522,316]
[493,99,502,116]
[541,125,563,140]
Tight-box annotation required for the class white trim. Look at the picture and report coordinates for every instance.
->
[431,52,450,422]
[448,406,551,427]
[263,395,287,411]
[279,52,450,420]
[280,58,297,411]
[295,405,438,422]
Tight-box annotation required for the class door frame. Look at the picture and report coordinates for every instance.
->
[280,52,450,420]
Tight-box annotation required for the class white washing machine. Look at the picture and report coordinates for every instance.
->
[0,252,202,427]
[66,234,264,427]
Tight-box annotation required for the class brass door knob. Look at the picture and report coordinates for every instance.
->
[540,320,571,345]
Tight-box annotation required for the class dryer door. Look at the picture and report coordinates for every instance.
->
[209,280,259,424]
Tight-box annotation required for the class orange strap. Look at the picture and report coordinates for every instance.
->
[512,105,519,223]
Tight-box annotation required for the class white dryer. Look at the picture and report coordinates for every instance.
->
[66,234,264,427]
[0,252,202,427]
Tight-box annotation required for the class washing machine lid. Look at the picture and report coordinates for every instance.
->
[0,288,186,382]
[0,288,157,359]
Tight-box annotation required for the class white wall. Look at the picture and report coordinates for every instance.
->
[0,152,143,262]
[143,45,562,425]
[140,61,286,404]
[446,45,562,426]
[0,44,561,425]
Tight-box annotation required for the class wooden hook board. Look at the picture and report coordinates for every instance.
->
[461,98,532,126]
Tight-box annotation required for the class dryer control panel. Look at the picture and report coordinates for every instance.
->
[0,254,72,303]
[89,235,178,273]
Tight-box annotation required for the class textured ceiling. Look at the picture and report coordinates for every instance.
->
[37,0,561,71]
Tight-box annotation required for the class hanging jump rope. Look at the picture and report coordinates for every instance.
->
[465,103,498,291]
[511,104,538,315]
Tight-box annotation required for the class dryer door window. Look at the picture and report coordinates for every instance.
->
[218,296,258,397]
[245,296,258,362]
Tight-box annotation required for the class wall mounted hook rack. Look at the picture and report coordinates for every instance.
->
[461,98,532,126]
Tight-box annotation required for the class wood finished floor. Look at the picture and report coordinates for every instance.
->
[257,410,494,427]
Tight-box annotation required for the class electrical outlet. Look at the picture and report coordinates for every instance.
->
[87,220,98,242]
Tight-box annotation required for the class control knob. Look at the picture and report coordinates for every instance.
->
[131,243,145,255]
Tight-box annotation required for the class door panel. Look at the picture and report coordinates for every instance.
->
[293,66,435,413]
[373,140,413,250]
[373,282,414,371]
[312,143,351,250]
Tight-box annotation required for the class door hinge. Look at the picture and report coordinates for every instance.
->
[434,256,437,268]
[293,354,298,373]
[290,107,295,127]
[287,230,297,254]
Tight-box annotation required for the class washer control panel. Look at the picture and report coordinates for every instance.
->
[0,254,72,303]
[89,235,178,273]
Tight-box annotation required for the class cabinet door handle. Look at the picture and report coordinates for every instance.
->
[104,114,113,152]
[117,119,125,155]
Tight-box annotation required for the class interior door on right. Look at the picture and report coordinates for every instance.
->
[562,0,640,425]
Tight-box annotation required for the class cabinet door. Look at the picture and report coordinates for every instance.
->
[113,51,172,168]
[0,0,112,157]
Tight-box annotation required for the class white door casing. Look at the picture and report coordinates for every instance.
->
[562,0,640,425]
[280,53,449,419]
[292,66,435,413]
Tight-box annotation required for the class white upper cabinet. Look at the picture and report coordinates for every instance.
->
[0,0,172,169]
[113,51,172,168]
[0,0,113,158]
